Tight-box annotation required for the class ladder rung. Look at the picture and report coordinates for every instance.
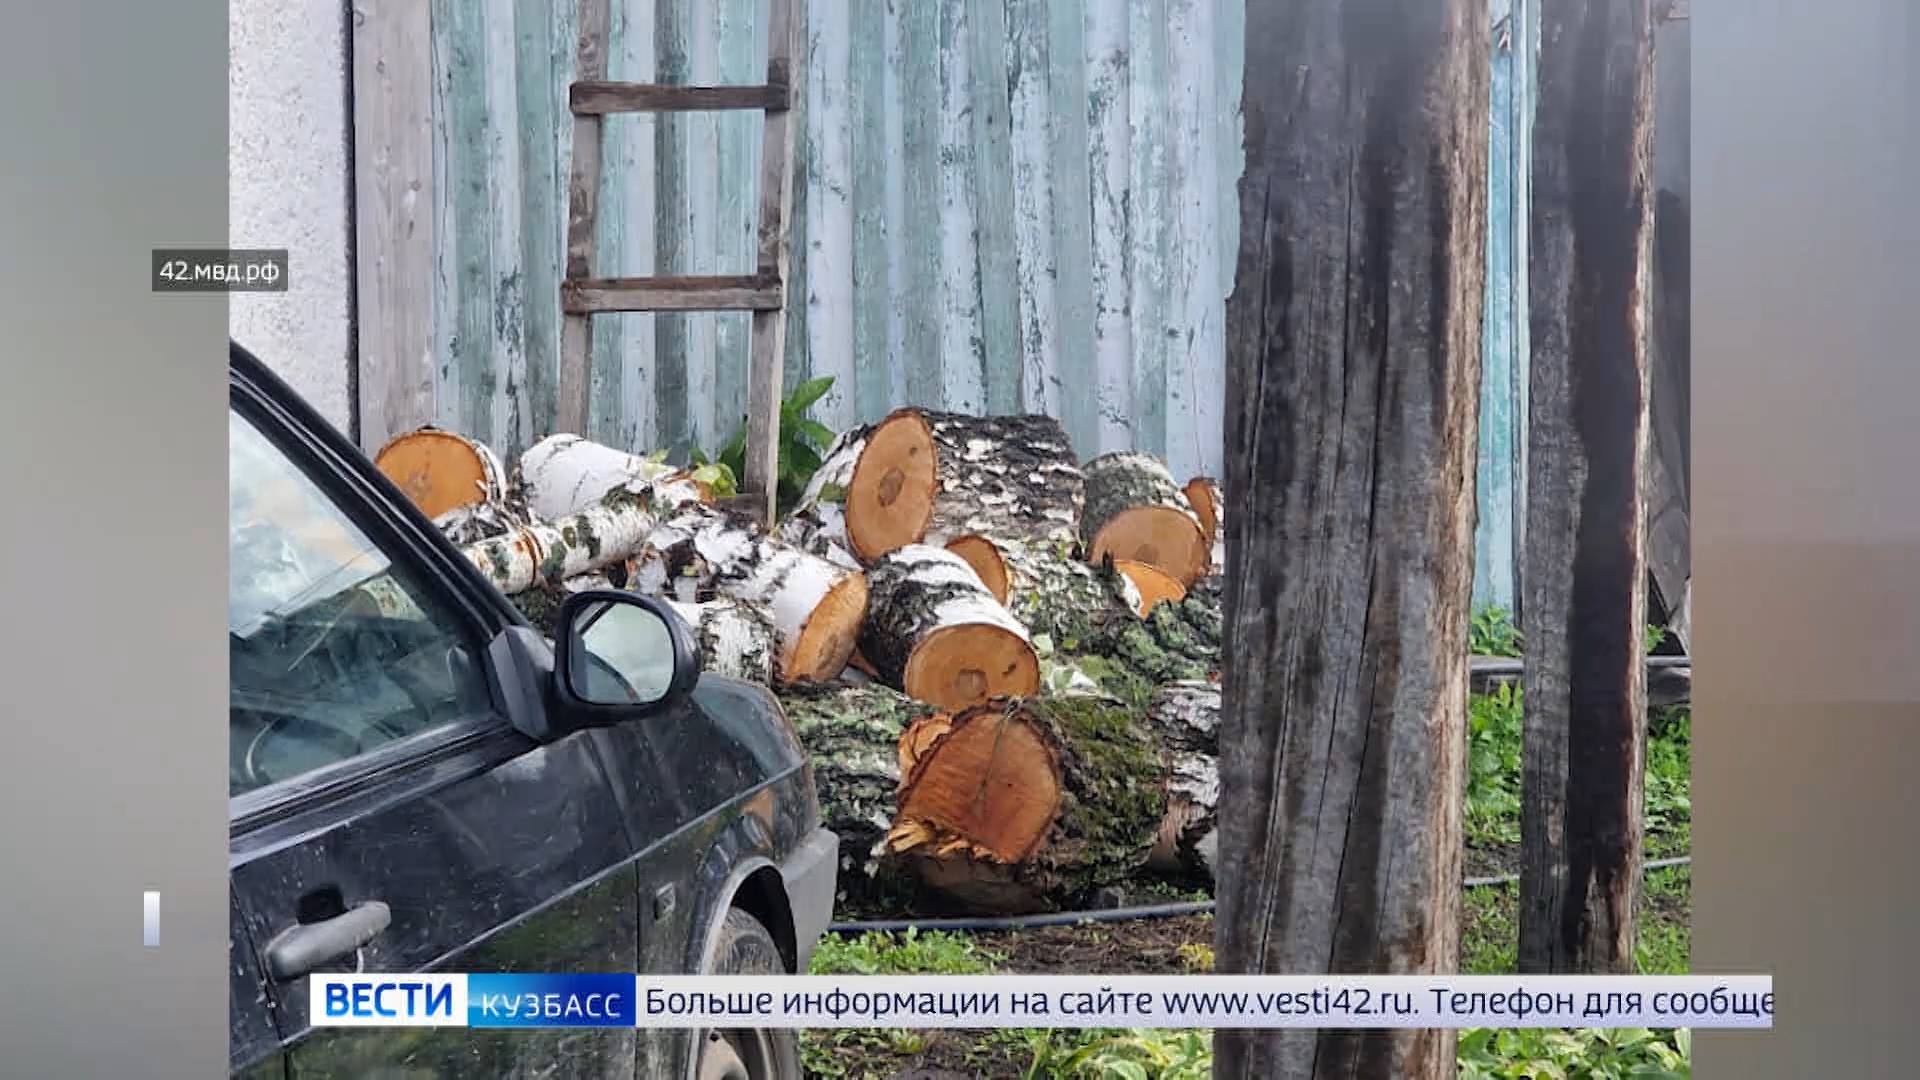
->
[562,274,783,314]
[570,81,790,115]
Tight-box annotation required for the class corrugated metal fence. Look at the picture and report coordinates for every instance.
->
[425,0,1245,483]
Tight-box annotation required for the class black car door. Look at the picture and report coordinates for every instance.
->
[226,375,640,1077]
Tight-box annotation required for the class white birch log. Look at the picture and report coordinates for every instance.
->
[858,544,1040,712]
[517,433,715,523]
[1080,451,1211,586]
[373,427,509,520]
[628,507,868,685]
[663,597,779,685]
[518,434,680,520]
[459,486,670,596]
[1143,680,1221,881]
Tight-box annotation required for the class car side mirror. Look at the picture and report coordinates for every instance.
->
[553,590,701,718]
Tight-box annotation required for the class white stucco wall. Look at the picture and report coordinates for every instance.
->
[229,0,354,434]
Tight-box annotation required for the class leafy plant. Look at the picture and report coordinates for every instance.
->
[1471,605,1524,658]
[1014,1029,1211,1080]
[1457,1026,1690,1080]
[1466,684,1525,845]
[706,375,839,514]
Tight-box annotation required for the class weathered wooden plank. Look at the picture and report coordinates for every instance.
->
[968,0,1024,415]
[743,0,801,522]
[804,0,857,431]
[878,0,911,413]
[1042,0,1099,454]
[1215,0,1489,1076]
[447,0,500,445]
[711,0,760,445]
[514,0,563,446]
[896,0,942,409]
[652,0,694,454]
[848,0,893,422]
[1126,0,1168,459]
[351,0,437,452]
[557,0,613,437]
[1164,0,1224,485]
[562,273,783,311]
[482,0,529,454]
[686,4,722,451]
[934,0,985,415]
[1085,0,1133,452]
[1003,0,1060,420]
[1519,0,1656,976]
[597,0,662,452]
[569,80,788,112]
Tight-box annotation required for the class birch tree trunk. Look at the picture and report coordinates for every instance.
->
[1520,0,1656,976]
[1214,2,1489,1077]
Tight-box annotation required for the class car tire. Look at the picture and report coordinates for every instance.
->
[694,908,802,1080]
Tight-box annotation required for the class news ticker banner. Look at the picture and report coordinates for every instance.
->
[314,973,1772,1031]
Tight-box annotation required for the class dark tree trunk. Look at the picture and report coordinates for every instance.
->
[1519,0,1656,975]
[1213,1,1488,1077]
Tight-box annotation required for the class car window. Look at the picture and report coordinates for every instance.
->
[228,407,494,797]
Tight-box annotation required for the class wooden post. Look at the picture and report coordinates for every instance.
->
[1518,0,1656,974]
[1213,1,1488,1076]
[557,0,614,438]
[742,0,802,526]
[350,0,436,451]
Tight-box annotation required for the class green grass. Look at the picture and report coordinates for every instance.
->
[807,927,1002,976]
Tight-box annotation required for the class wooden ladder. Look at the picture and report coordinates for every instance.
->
[557,0,802,526]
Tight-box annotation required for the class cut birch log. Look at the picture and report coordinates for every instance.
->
[995,544,1140,646]
[784,413,922,563]
[1183,476,1225,573]
[773,503,864,571]
[779,683,943,878]
[1143,680,1221,881]
[433,500,523,546]
[786,409,1085,566]
[1080,451,1210,586]
[1112,559,1187,617]
[517,433,684,520]
[858,545,1040,712]
[374,427,509,520]
[628,507,868,685]
[884,696,1170,913]
[460,485,673,596]
[664,597,778,685]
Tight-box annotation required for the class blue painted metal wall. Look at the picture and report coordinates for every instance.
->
[423,0,1243,485]
[1474,0,1537,613]
[410,0,1530,592]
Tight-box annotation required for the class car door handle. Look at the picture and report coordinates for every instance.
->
[265,901,392,983]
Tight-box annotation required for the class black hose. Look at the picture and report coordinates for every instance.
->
[827,857,1692,936]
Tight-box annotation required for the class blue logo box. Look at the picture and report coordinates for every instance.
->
[467,973,638,1028]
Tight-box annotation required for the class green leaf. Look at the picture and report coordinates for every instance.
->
[787,375,835,414]
[798,418,837,448]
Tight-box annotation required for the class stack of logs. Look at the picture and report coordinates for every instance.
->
[374,409,1228,914]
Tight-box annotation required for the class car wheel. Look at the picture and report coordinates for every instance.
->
[696,908,801,1080]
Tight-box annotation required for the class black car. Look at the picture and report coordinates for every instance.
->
[227,343,835,1079]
